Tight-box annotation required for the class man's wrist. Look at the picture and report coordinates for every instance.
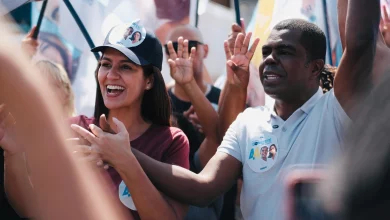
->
[182,79,198,93]
[111,149,136,172]
[226,82,247,95]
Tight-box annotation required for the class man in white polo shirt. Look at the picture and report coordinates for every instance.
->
[126,0,380,219]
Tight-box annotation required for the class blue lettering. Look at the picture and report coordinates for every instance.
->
[249,148,255,160]
[122,187,131,197]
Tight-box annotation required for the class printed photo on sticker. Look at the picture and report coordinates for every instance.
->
[248,134,279,173]
[108,20,147,48]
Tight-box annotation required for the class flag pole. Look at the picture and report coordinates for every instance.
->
[234,0,241,26]
[63,0,99,60]
[195,0,200,27]
[32,0,48,39]
[322,0,333,66]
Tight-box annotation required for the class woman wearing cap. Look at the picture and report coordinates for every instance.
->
[70,22,189,220]
[131,31,142,44]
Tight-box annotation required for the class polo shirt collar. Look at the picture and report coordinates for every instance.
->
[270,87,323,117]
[300,88,323,114]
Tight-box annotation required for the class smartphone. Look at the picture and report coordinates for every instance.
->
[286,170,337,220]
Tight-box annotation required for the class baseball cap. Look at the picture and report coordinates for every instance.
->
[91,20,163,71]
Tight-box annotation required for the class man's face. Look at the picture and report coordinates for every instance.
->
[261,147,268,159]
[124,27,133,39]
[259,29,312,101]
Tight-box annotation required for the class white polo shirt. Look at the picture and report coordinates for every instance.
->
[217,88,350,220]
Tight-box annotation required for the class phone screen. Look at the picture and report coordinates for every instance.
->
[293,181,336,220]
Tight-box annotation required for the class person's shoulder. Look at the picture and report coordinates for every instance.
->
[168,126,187,137]
[242,106,271,117]
[234,106,272,125]
[153,125,187,138]
[149,126,189,152]
[68,115,95,128]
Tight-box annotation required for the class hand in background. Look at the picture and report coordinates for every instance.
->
[21,26,39,59]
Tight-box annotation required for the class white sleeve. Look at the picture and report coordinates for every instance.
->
[217,114,243,162]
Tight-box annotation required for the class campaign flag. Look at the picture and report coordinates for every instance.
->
[249,0,342,67]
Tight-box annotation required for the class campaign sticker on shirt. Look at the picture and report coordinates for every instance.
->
[118,181,137,210]
[108,20,147,48]
[247,133,279,173]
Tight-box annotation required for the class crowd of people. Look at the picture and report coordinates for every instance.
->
[1,0,390,219]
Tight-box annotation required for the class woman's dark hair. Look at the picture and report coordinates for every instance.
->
[320,64,336,93]
[131,31,142,42]
[93,58,171,127]
[268,144,277,158]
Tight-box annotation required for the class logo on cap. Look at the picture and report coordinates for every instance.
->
[108,20,147,48]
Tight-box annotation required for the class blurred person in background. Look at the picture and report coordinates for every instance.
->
[36,60,76,117]
[166,36,224,220]
[166,25,221,115]
[318,1,390,219]
[22,26,76,118]
[0,14,131,220]
[319,70,390,220]
[1,23,75,219]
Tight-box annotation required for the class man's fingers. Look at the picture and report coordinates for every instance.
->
[189,114,201,125]
[71,124,97,144]
[231,23,243,33]
[167,41,177,60]
[234,33,245,55]
[177,37,184,58]
[240,18,246,34]
[189,47,196,61]
[224,40,232,60]
[183,106,195,119]
[183,39,190,59]
[112,117,127,135]
[99,114,115,134]
[73,144,94,155]
[383,5,390,22]
[168,59,177,77]
[89,124,104,138]
[241,32,252,54]
[246,38,260,60]
[27,26,37,38]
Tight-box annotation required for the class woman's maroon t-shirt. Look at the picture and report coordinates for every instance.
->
[69,115,190,219]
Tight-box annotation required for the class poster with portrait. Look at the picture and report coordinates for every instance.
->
[32,0,197,116]
[250,0,342,67]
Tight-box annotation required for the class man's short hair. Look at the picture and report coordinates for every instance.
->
[273,19,326,61]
